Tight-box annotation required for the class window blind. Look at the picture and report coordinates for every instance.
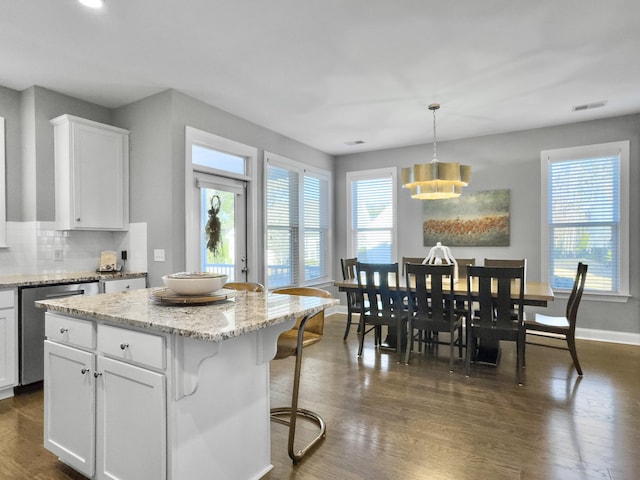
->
[266,165,299,288]
[549,156,619,292]
[351,176,393,263]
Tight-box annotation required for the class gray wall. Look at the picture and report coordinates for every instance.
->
[0,85,22,221]
[114,89,334,286]
[334,114,640,335]
[0,86,113,222]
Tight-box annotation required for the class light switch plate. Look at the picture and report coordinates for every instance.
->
[153,249,165,262]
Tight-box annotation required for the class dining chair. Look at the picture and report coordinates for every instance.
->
[405,263,463,371]
[401,256,425,275]
[356,262,407,363]
[525,263,588,375]
[340,257,365,340]
[454,258,476,280]
[484,258,527,278]
[466,265,526,385]
[270,286,333,463]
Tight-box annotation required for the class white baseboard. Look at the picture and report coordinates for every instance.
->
[575,327,640,346]
[329,306,640,346]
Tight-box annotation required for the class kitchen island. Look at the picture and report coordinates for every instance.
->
[36,287,338,480]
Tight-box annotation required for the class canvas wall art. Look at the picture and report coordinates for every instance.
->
[423,189,510,246]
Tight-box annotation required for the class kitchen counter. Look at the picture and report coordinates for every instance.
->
[36,288,338,480]
[36,287,338,342]
[0,271,146,288]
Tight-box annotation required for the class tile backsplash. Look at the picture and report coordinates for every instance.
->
[0,221,148,275]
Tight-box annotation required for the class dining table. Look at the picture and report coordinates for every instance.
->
[334,275,554,365]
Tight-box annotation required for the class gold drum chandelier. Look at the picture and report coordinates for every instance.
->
[401,103,471,199]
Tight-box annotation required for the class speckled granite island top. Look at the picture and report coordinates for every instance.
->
[36,287,338,342]
[0,271,147,288]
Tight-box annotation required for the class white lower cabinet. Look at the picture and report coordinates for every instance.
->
[0,288,18,399]
[44,315,166,480]
[44,341,95,477]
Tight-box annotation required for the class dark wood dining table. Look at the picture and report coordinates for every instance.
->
[334,275,554,365]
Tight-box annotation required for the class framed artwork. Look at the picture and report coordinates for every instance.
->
[423,189,510,246]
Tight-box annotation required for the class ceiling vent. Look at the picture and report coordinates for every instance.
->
[572,101,607,112]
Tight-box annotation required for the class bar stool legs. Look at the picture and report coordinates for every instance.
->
[270,313,326,464]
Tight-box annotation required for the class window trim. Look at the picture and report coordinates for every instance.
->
[346,167,398,263]
[264,151,332,288]
[540,140,629,301]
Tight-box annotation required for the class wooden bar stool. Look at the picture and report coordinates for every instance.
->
[271,287,332,464]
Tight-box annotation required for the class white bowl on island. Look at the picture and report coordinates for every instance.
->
[162,272,228,296]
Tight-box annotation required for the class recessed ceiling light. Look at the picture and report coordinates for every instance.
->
[78,0,105,9]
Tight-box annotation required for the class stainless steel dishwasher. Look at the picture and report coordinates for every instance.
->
[19,281,99,385]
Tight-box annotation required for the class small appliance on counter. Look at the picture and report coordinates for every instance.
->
[98,250,120,272]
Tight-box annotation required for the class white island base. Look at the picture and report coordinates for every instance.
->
[43,310,295,480]
[170,326,294,480]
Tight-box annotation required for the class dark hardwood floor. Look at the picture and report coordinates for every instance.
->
[1,313,639,479]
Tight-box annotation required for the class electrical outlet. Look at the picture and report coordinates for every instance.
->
[153,249,165,262]
[121,250,128,261]
[54,248,63,261]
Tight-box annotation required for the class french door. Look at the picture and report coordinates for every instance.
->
[193,174,247,282]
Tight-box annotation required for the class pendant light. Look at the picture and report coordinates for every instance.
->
[401,104,471,200]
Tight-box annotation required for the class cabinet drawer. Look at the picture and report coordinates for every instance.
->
[102,277,146,294]
[97,324,165,370]
[0,289,15,309]
[46,313,95,350]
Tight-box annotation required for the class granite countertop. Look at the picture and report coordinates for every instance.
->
[36,288,339,342]
[0,271,147,288]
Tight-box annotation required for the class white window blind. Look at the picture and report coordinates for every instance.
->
[267,165,299,288]
[347,169,396,263]
[542,141,629,296]
[304,174,329,282]
[265,152,331,289]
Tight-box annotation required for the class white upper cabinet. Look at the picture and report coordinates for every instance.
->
[51,115,129,231]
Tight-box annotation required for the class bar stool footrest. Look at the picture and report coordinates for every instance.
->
[270,406,326,463]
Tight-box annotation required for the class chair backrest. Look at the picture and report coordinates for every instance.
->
[271,287,332,335]
[223,281,265,292]
[405,263,454,323]
[454,258,476,279]
[566,263,588,332]
[402,256,425,275]
[356,262,400,319]
[467,265,525,329]
[341,257,358,280]
[484,258,527,280]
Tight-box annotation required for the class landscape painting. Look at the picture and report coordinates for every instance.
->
[423,189,510,246]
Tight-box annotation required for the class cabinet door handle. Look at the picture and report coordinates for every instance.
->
[81,368,89,375]
[60,327,68,334]
[120,343,129,350]
[94,371,102,378]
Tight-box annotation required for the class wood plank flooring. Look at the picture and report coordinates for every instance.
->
[1,313,639,479]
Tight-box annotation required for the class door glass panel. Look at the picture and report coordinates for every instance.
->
[198,183,245,281]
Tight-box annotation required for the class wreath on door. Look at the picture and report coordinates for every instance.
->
[205,195,222,256]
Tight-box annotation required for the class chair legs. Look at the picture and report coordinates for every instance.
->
[343,309,353,340]
[567,334,583,376]
[271,316,326,464]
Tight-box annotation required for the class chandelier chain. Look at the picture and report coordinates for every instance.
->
[432,107,437,161]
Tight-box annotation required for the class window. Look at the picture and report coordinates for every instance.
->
[346,168,397,263]
[265,152,331,288]
[541,141,629,298]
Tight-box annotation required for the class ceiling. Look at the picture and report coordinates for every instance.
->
[2,0,639,156]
